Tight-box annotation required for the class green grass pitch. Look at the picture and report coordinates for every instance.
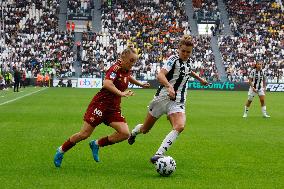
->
[0,88,283,189]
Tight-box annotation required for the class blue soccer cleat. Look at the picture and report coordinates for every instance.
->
[89,140,100,162]
[54,148,64,167]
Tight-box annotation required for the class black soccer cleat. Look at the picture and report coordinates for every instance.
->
[128,134,136,145]
[150,155,163,164]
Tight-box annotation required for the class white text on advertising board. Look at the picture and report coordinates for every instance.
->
[266,84,284,92]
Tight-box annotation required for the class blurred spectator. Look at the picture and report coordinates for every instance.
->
[68,0,94,14]
[193,0,220,24]
[4,72,12,88]
[13,67,21,92]
[36,72,44,87]
[0,75,6,90]
[71,22,75,32]
[67,21,71,32]
[44,73,50,87]
[20,70,26,88]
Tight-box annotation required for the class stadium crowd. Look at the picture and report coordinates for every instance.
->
[68,0,94,14]
[80,0,219,81]
[219,0,284,82]
[193,0,220,24]
[0,0,75,86]
[1,0,283,89]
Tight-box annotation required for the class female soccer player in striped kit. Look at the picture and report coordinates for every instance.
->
[243,62,270,118]
[128,35,209,163]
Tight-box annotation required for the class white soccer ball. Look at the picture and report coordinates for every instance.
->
[155,156,176,176]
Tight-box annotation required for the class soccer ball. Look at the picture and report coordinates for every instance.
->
[155,156,176,176]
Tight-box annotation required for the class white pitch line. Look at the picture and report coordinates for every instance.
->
[0,88,48,106]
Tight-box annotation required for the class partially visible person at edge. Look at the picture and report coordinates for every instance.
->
[54,47,150,167]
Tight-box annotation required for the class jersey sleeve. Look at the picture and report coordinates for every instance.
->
[105,65,120,81]
[162,55,177,72]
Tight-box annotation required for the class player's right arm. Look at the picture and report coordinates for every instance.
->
[103,79,134,97]
[248,78,257,93]
[157,69,175,99]
[248,70,257,92]
[103,65,134,97]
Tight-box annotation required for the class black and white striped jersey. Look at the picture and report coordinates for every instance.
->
[155,54,193,103]
[249,69,266,90]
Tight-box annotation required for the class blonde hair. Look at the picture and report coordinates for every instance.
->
[121,47,137,59]
[179,34,194,47]
[127,42,134,48]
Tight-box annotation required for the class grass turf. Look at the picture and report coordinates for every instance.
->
[0,88,283,189]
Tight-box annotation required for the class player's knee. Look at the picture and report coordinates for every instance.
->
[120,130,130,140]
[174,125,185,133]
[248,96,254,101]
[260,99,265,105]
[260,99,264,103]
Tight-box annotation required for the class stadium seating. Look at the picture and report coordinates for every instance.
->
[0,0,283,84]
[68,0,94,14]
[193,0,220,23]
[219,0,284,82]
[81,0,219,81]
[1,0,75,79]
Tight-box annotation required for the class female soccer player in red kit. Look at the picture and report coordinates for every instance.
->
[54,47,150,167]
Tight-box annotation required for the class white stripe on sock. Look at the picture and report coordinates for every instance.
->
[156,130,180,155]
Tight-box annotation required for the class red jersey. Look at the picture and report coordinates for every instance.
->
[92,60,131,108]
[21,72,26,80]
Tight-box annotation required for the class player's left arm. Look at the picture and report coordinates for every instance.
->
[129,76,150,88]
[190,71,209,86]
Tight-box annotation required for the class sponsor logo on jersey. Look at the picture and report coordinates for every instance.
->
[93,108,103,117]
[167,61,174,67]
[110,72,117,79]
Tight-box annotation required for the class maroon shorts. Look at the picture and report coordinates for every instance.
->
[83,101,126,127]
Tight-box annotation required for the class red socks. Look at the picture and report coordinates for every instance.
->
[98,136,114,147]
[61,136,113,152]
[61,139,76,152]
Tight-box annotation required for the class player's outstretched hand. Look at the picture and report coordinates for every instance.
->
[201,79,210,86]
[121,90,135,97]
[142,83,150,88]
